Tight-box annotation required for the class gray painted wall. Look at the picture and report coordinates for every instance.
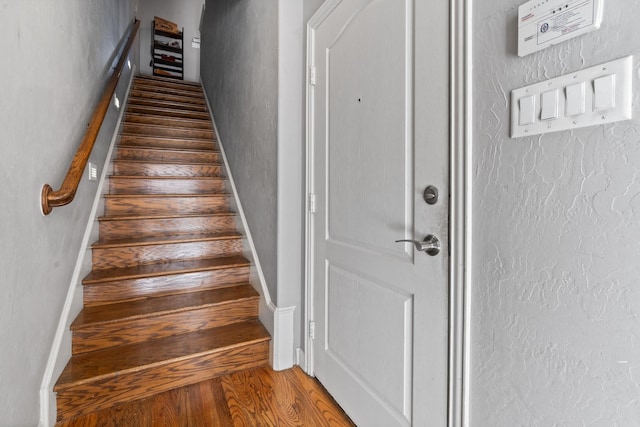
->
[471,0,640,425]
[200,0,279,300]
[139,0,203,82]
[0,1,137,425]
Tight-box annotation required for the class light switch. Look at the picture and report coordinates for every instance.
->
[511,56,632,138]
[593,74,616,111]
[566,82,586,116]
[519,95,536,125]
[541,89,559,120]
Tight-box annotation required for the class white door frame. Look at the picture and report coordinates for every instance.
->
[303,1,473,426]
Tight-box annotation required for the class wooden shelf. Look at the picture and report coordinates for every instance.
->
[152,20,183,80]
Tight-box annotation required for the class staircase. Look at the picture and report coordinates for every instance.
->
[54,76,270,423]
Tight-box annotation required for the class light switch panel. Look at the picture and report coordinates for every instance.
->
[511,56,633,138]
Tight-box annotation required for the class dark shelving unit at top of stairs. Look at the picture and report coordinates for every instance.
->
[151,21,184,80]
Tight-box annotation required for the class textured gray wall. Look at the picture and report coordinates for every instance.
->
[200,0,279,300]
[139,0,203,82]
[0,1,137,425]
[471,0,640,425]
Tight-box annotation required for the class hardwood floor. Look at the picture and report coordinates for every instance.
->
[56,366,355,426]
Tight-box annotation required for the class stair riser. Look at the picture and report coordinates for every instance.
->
[113,162,224,177]
[128,96,208,112]
[122,123,215,140]
[125,105,210,121]
[129,89,206,105]
[56,341,269,422]
[105,196,228,215]
[92,239,243,270]
[131,84,204,100]
[109,177,226,194]
[99,216,237,240]
[119,134,217,150]
[116,148,220,163]
[124,114,213,130]
[72,299,259,354]
[83,267,251,306]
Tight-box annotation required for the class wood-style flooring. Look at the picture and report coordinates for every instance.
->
[57,366,355,426]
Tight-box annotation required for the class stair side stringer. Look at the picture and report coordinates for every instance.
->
[200,86,296,372]
[38,66,138,427]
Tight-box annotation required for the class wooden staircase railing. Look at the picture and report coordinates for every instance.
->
[41,19,141,215]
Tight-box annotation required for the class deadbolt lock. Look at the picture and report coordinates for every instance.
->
[423,186,439,205]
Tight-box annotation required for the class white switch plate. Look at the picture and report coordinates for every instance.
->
[511,56,633,138]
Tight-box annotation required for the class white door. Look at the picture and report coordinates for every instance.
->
[307,1,450,426]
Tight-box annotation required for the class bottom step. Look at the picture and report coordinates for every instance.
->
[54,320,270,422]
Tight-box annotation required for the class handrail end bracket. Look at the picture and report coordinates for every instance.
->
[41,184,53,215]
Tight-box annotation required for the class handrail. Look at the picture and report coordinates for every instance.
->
[41,19,141,215]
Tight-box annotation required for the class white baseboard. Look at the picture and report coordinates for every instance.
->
[201,83,295,372]
[296,347,306,372]
[271,305,296,370]
[38,67,136,427]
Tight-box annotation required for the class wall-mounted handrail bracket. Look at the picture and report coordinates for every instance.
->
[41,19,140,215]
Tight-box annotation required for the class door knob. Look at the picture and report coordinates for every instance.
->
[395,235,440,256]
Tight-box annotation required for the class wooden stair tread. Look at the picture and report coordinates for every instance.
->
[135,75,203,88]
[130,86,205,99]
[113,158,221,164]
[83,255,250,284]
[55,320,270,390]
[125,105,210,119]
[104,192,228,199]
[92,231,242,248]
[122,122,212,132]
[98,212,236,222]
[118,144,219,154]
[119,133,217,145]
[127,97,208,112]
[129,91,206,106]
[112,160,223,169]
[71,284,258,329]
[125,112,212,126]
[109,175,225,181]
